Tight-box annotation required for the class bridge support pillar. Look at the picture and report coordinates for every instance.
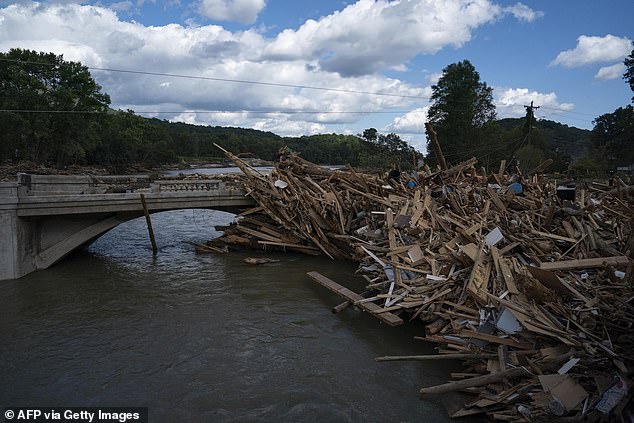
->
[0,210,36,280]
[0,211,133,281]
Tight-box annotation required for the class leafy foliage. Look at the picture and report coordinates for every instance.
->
[0,48,110,166]
[427,60,497,166]
[0,50,422,169]
[591,105,634,168]
[624,49,634,102]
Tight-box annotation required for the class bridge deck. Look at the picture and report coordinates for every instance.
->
[0,173,255,216]
[0,173,256,280]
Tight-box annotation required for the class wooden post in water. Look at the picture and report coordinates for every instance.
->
[140,194,158,255]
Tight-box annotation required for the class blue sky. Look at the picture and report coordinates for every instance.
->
[1,0,632,152]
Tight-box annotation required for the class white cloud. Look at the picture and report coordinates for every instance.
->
[385,107,431,154]
[110,1,134,13]
[594,62,626,80]
[426,72,442,85]
[0,1,543,138]
[495,88,574,118]
[386,106,429,134]
[503,2,543,22]
[198,0,266,25]
[551,34,633,68]
[263,0,517,76]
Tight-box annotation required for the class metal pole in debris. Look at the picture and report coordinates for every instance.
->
[140,194,158,255]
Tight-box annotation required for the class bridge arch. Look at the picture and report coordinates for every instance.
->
[36,207,240,270]
[0,174,254,280]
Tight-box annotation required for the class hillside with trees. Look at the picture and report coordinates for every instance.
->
[0,48,419,171]
[2,48,629,177]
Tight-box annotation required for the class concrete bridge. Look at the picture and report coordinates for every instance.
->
[0,173,255,280]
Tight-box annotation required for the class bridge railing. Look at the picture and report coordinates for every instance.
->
[13,173,245,197]
[150,180,222,192]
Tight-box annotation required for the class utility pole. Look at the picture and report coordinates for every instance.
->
[523,100,540,143]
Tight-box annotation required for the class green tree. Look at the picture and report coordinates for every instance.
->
[624,49,634,101]
[0,48,110,165]
[591,105,634,168]
[361,128,378,143]
[427,60,497,166]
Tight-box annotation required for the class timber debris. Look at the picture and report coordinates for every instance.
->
[215,144,633,421]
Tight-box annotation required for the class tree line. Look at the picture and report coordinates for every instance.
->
[0,49,418,171]
[2,48,631,176]
[425,55,634,176]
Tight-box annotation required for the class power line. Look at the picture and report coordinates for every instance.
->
[0,58,430,100]
[538,105,598,117]
[0,108,414,115]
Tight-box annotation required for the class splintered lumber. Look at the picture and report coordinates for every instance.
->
[306,271,403,326]
[539,256,630,271]
[214,145,634,422]
[244,257,280,265]
[184,240,227,254]
[530,229,577,244]
[257,241,320,251]
[376,353,497,362]
[459,330,532,349]
[332,300,351,313]
[528,159,553,176]
[419,367,529,395]
[442,157,478,179]
[425,122,448,171]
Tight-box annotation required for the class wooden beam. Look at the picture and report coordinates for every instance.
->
[424,122,448,171]
[306,271,403,326]
[376,353,497,362]
[140,193,158,255]
[539,256,631,271]
[419,367,529,395]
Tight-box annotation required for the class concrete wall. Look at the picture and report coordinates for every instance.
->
[0,211,36,280]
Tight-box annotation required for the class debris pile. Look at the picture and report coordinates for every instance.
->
[216,145,633,421]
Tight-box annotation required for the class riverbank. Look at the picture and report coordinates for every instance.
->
[0,158,274,182]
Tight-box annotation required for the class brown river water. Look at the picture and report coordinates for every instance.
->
[0,170,484,422]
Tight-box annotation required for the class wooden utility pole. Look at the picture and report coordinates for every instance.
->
[425,122,448,171]
[523,100,540,143]
[140,194,158,255]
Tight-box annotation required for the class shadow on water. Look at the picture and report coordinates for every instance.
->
[0,209,484,422]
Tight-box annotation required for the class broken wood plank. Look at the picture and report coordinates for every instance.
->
[306,271,403,326]
[459,330,533,350]
[376,353,497,362]
[539,256,630,271]
[419,367,529,395]
[531,229,577,244]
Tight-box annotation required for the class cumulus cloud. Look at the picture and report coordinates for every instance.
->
[595,62,626,80]
[551,34,633,68]
[386,107,429,134]
[503,2,543,22]
[0,1,542,137]
[109,1,134,13]
[263,0,541,76]
[495,88,574,118]
[426,72,442,85]
[198,0,266,24]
